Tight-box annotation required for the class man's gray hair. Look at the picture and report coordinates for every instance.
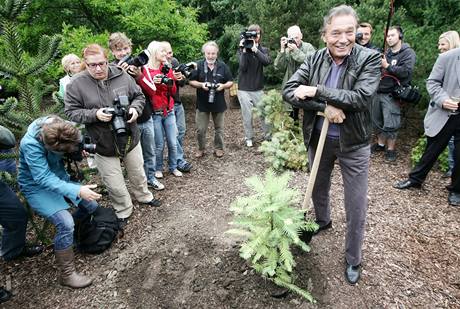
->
[201,41,219,53]
[320,5,359,34]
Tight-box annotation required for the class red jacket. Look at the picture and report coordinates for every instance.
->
[138,64,177,114]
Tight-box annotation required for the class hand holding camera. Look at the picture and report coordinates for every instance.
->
[127,107,138,123]
[96,108,113,122]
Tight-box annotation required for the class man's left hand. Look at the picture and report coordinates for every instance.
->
[286,43,298,51]
[216,83,224,92]
[173,71,184,81]
[294,85,317,100]
[250,41,258,53]
[127,107,139,123]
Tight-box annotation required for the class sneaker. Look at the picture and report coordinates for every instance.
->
[385,150,397,162]
[177,162,192,173]
[371,143,385,153]
[154,171,163,179]
[171,169,183,177]
[141,198,161,207]
[246,140,253,147]
[117,217,129,230]
[148,179,165,191]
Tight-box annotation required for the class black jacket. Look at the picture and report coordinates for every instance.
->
[283,44,381,152]
[237,45,271,91]
[379,43,416,92]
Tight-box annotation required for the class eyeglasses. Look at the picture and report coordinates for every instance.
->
[86,61,107,69]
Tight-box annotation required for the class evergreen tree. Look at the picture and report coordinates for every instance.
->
[228,170,318,301]
[0,0,61,138]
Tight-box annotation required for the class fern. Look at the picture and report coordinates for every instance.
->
[227,170,317,302]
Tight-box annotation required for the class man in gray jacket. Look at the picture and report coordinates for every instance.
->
[283,5,380,284]
[275,25,316,122]
[65,44,160,229]
[394,47,460,206]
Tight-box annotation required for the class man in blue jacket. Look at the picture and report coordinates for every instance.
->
[18,116,101,289]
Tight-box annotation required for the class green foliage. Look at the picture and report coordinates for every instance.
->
[0,0,62,139]
[411,135,449,172]
[227,170,317,302]
[255,90,307,171]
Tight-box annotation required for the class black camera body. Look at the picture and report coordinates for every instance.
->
[205,82,219,104]
[240,30,258,51]
[66,136,96,162]
[103,95,130,136]
[173,62,196,78]
[119,50,150,67]
[284,38,296,48]
[355,32,364,45]
[157,62,174,86]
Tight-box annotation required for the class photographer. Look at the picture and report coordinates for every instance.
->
[356,22,381,52]
[274,25,316,122]
[189,41,233,158]
[136,41,182,178]
[164,41,192,172]
[109,32,165,191]
[65,44,161,229]
[372,26,416,162]
[17,116,100,288]
[237,24,272,147]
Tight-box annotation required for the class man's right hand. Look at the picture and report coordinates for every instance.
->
[96,108,113,122]
[280,37,287,51]
[324,104,346,124]
[79,184,101,201]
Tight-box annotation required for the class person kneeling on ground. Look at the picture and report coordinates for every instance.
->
[18,116,101,288]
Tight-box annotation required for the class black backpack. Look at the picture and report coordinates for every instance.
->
[75,207,120,254]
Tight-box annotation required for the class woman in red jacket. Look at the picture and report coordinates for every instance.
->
[137,41,182,178]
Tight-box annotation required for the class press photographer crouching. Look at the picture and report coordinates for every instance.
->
[17,116,101,288]
[64,44,161,230]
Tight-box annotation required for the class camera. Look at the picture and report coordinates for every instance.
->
[156,62,174,86]
[173,62,196,78]
[355,32,364,45]
[103,95,130,135]
[240,30,258,50]
[284,37,296,48]
[66,136,96,162]
[205,82,219,104]
[119,50,150,67]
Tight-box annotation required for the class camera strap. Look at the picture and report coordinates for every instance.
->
[203,60,218,84]
[142,66,157,92]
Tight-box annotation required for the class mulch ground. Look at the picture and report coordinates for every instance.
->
[1,88,459,308]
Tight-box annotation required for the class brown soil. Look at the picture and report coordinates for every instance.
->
[1,88,459,308]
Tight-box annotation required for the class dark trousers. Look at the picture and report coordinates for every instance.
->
[409,114,460,193]
[290,107,300,123]
[308,134,370,266]
[0,180,27,260]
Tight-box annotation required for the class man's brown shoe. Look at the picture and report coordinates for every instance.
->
[214,149,224,158]
[195,150,205,158]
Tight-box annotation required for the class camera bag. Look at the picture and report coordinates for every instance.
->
[382,73,421,104]
[74,206,120,254]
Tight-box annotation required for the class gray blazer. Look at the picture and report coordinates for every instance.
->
[425,48,460,137]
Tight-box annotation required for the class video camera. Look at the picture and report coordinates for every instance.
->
[157,63,174,86]
[205,82,219,104]
[284,37,296,48]
[66,136,96,162]
[240,30,258,50]
[119,50,150,67]
[103,95,130,135]
[173,62,196,78]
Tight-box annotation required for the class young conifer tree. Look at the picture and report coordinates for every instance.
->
[0,0,62,138]
[227,170,317,302]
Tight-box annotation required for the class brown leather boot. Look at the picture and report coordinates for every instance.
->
[55,247,92,288]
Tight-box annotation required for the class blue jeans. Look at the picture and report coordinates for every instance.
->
[47,199,98,250]
[138,117,157,183]
[0,180,27,261]
[174,103,188,167]
[153,111,178,172]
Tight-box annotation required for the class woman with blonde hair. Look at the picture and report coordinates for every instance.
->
[137,41,181,178]
[438,31,460,178]
[59,53,82,97]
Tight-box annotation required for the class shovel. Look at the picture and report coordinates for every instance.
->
[302,112,329,210]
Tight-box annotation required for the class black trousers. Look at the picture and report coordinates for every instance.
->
[0,180,27,260]
[409,113,460,193]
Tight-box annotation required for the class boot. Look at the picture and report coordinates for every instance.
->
[55,247,92,288]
